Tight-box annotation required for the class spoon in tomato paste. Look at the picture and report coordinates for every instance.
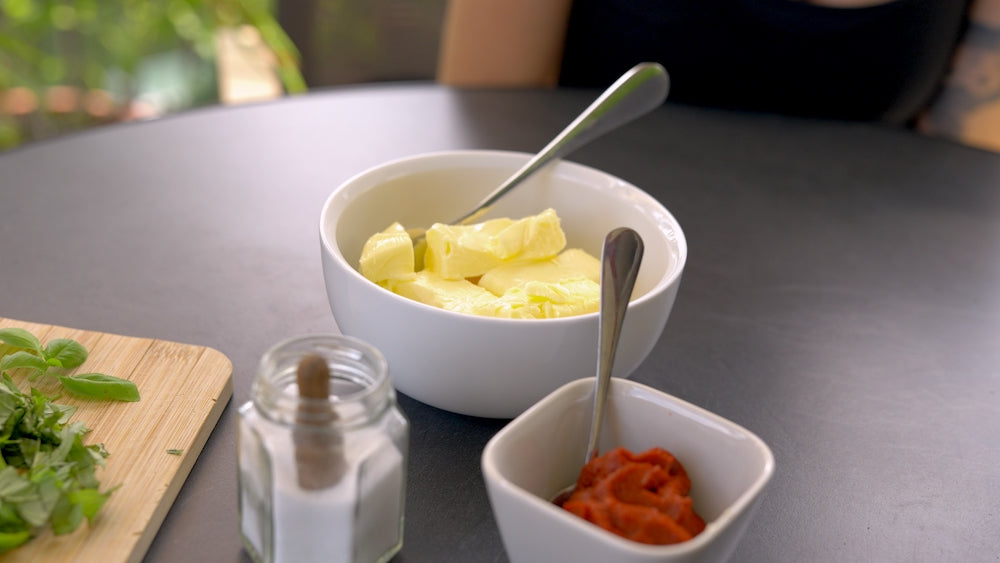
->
[553,227,644,504]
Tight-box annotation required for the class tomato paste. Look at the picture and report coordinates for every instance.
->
[560,447,705,545]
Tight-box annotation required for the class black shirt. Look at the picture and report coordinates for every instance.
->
[559,0,970,123]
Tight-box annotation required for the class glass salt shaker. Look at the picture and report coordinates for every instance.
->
[238,334,408,563]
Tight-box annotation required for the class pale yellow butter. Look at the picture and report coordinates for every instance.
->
[478,248,600,296]
[359,222,415,284]
[390,271,497,313]
[358,209,603,319]
[471,278,600,319]
[423,208,566,280]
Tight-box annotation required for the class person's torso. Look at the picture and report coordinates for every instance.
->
[559,0,970,123]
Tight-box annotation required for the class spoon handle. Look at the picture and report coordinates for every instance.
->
[585,227,644,463]
[452,62,669,226]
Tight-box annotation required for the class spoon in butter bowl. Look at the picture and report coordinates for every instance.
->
[411,62,668,265]
[552,227,645,506]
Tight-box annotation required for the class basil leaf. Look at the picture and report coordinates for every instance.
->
[0,502,22,529]
[0,530,31,552]
[69,488,110,522]
[0,329,121,552]
[16,498,51,529]
[43,339,88,370]
[0,351,48,373]
[50,494,83,536]
[57,374,141,402]
[0,329,41,352]
[0,467,30,497]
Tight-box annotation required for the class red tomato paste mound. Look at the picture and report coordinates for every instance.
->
[560,447,705,545]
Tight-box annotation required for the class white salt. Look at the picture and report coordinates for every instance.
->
[242,416,404,563]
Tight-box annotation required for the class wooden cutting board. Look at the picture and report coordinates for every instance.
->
[0,317,233,563]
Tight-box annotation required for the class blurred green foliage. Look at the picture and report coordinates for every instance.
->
[0,0,305,149]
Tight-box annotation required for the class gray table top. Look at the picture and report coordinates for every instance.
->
[2,83,998,562]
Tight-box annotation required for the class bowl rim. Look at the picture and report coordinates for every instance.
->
[481,377,776,555]
[319,149,688,325]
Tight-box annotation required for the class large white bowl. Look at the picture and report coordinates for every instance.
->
[319,150,686,418]
[482,378,775,562]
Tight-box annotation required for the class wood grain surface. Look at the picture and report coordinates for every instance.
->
[0,317,233,563]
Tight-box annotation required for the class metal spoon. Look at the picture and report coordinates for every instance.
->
[553,227,644,505]
[410,62,668,251]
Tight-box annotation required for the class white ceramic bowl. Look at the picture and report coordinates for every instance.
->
[482,378,775,562]
[319,150,686,418]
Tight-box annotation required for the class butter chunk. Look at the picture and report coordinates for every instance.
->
[422,217,514,280]
[391,271,498,312]
[359,209,604,319]
[478,248,600,296]
[471,278,600,319]
[424,208,567,280]
[492,208,566,261]
[359,223,415,284]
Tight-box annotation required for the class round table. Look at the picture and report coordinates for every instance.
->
[2,83,998,562]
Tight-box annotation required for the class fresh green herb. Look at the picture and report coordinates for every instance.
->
[166,449,183,456]
[0,373,113,551]
[0,327,131,551]
[0,328,140,402]
[57,374,141,403]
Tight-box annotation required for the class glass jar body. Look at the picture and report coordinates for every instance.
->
[238,335,408,563]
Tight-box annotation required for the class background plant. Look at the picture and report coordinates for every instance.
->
[0,0,305,148]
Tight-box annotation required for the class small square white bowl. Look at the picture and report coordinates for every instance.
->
[482,378,775,563]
